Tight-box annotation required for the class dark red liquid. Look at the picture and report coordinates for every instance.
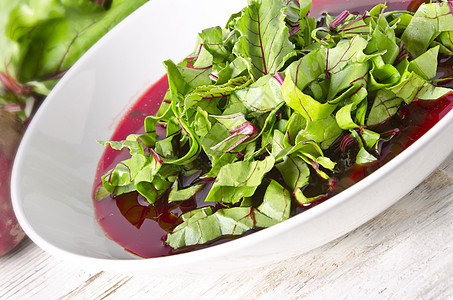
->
[93,73,453,258]
[92,76,174,257]
[92,1,453,258]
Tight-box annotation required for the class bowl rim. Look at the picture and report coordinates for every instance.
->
[11,0,453,271]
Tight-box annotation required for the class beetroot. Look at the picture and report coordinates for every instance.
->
[0,109,26,256]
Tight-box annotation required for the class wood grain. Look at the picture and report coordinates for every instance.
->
[1,153,452,299]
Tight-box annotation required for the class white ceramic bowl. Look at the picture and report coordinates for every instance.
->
[11,0,453,275]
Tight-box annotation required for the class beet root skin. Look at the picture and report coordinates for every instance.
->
[0,110,26,256]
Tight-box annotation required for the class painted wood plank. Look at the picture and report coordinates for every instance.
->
[1,153,452,299]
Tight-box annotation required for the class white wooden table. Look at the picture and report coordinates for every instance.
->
[1,152,452,299]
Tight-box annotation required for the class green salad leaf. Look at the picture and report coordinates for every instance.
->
[0,0,147,119]
[233,0,296,80]
[401,1,453,57]
[98,0,453,250]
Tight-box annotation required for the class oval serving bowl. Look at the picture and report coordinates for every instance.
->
[11,0,453,275]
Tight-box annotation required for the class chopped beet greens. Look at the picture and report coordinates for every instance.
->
[95,0,453,253]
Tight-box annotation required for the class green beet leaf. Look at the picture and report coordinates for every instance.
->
[192,107,212,137]
[295,117,343,149]
[365,9,399,65]
[336,103,359,130]
[327,62,369,100]
[168,180,206,202]
[2,0,146,99]
[100,149,165,204]
[8,0,146,79]
[275,155,310,191]
[97,0,453,251]
[416,84,452,101]
[356,147,377,165]
[401,2,453,58]
[367,89,403,126]
[184,76,251,111]
[407,46,440,80]
[166,206,278,249]
[439,31,453,52]
[387,70,426,104]
[161,117,202,166]
[197,26,235,64]
[257,180,291,221]
[325,35,368,75]
[233,0,295,80]
[98,134,145,155]
[284,112,306,145]
[235,75,285,112]
[361,129,380,150]
[134,158,165,204]
[210,113,258,153]
[369,60,401,91]
[205,156,275,204]
[285,48,326,92]
[282,69,336,121]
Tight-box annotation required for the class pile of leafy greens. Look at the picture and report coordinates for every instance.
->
[97,0,453,250]
[0,0,147,120]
